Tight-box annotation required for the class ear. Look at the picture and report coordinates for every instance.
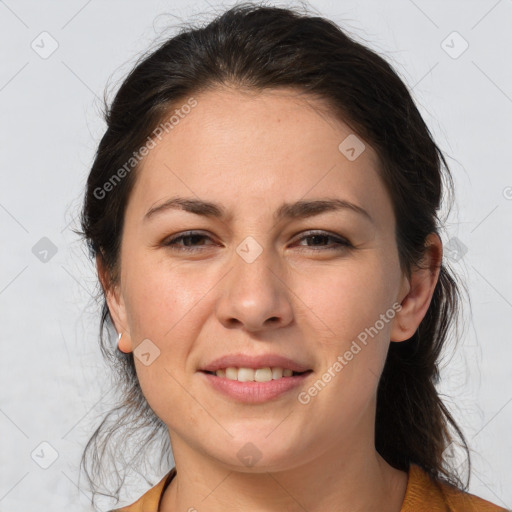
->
[390,233,443,342]
[96,254,133,353]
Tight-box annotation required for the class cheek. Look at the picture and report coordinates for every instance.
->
[122,256,211,338]
[292,263,399,433]
[293,259,399,348]
[122,257,217,399]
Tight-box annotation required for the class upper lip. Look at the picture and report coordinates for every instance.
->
[199,353,312,373]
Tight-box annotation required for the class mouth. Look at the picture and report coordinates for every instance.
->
[199,353,312,376]
[199,368,314,403]
[198,353,313,402]
[201,368,313,381]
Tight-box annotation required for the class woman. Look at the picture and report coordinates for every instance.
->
[77,3,507,511]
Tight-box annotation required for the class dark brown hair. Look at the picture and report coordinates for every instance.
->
[76,1,470,506]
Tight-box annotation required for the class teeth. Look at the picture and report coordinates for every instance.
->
[215,367,297,381]
[272,367,283,379]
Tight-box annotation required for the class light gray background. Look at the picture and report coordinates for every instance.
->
[1,0,511,510]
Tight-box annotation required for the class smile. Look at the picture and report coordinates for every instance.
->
[200,369,313,403]
[203,367,310,381]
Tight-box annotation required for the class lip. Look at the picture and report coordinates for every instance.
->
[199,353,312,373]
[200,371,312,403]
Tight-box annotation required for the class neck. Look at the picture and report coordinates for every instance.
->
[159,432,408,512]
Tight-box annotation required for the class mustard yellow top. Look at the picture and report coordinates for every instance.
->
[111,464,508,511]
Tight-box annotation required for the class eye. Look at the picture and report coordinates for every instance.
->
[162,231,217,252]
[293,230,352,251]
[161,230,352,253]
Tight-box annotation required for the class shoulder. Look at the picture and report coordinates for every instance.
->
[107,464,507,512]
[109,468,176,512]
[402,463,509,512]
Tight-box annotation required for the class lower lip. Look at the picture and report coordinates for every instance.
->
[199,371,312,403]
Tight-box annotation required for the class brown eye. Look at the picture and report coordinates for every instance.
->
[163,231,216,252]
[294,231,351,251]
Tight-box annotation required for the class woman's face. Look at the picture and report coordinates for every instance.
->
[106,87,413,471]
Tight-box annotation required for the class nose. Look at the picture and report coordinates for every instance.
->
[215,247,294,333]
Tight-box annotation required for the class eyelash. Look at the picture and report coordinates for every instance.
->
[162,230,352,253]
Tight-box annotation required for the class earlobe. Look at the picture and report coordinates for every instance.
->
[117,332,133,353]
[390,233,443,343]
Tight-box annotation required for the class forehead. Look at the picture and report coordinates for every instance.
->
[127,87,390,224]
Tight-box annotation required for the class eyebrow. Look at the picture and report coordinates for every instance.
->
[143,196,373,224]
